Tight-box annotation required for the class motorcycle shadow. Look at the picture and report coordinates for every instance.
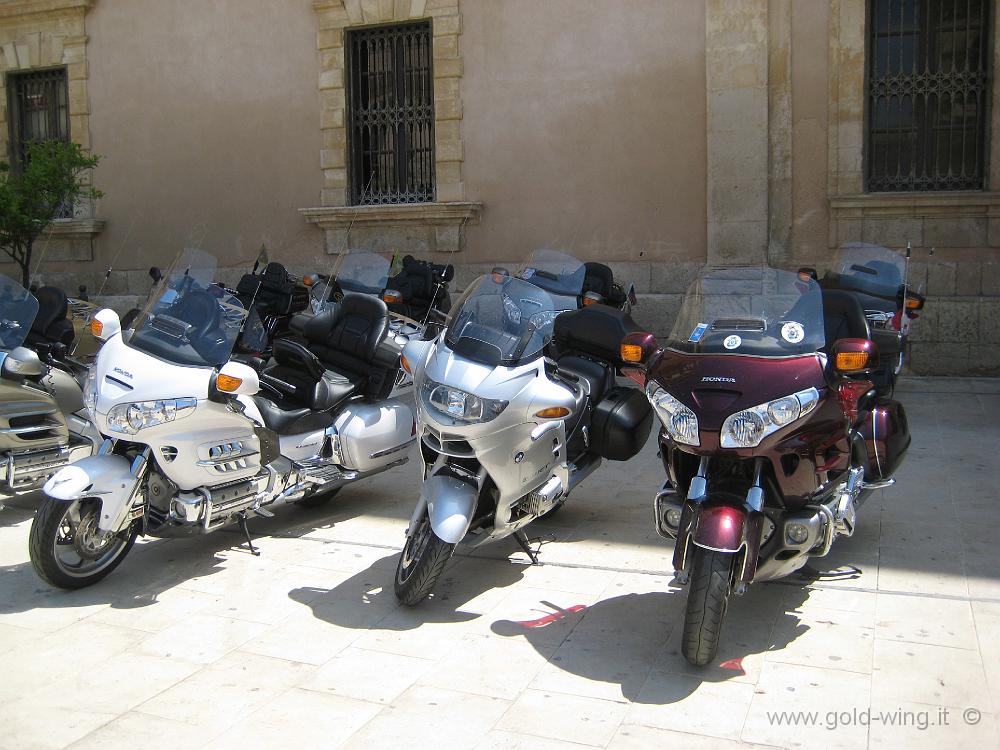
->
[489,581,813,704]
[0,500,37,528]
[0,498,367,617]
[287,550,533,630]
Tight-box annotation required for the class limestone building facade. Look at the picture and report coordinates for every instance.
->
[1,0,998,374]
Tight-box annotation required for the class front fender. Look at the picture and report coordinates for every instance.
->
[692,505,747,553]
[43,455,138,532]
[423,473,478,544]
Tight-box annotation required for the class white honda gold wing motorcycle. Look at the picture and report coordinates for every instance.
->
[30,248,415,589]
[394,263,654,605]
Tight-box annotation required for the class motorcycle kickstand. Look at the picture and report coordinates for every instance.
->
[514,531,540,565]
[237,513,260,557]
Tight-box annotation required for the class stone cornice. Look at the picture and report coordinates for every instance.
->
[299,202,482,229]
[42,217,105,239]
[0,0,93,19]
[830,192,1000,218]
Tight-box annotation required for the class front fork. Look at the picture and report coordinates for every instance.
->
[100,440,150,533]
[659,456,765,595]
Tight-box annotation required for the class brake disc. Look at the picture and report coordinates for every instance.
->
[72,508,115,559]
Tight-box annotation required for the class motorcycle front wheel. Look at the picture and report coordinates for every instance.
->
[394,513,455,606]
[681,546,734,666]
[29,497,138,589]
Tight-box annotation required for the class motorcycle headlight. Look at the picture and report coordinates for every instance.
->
[646,382,699,446]
[422,379,507,424]
[82,367,98,418]
[721,387,819,448]
[106,397,197,435]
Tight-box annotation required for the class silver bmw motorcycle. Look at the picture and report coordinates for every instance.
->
[394,256,654,605]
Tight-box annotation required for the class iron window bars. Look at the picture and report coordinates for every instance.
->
[867,0,992,192]
[346,20,435,205]
[6,67,70,170]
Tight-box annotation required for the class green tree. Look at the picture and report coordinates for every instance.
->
[0,141,101,287]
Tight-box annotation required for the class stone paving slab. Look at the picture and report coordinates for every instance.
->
[0,377,998,749]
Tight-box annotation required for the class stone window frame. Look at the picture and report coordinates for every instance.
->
[0,0,103,257]
[828,0,1000,248]
[303,0,481,254]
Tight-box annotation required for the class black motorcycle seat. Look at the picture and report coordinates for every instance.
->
[250,395,333,436]
[557,354,611,402]
[313,369,363,410]
[261,340,363,412]
[29,286,75,346]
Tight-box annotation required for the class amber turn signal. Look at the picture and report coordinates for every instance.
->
[534,406,570,419]
[400,354,412,374]
[621,343,644,363]
[835,351,869,371]
[216,373,243,393]
[90,318,103,338]
[905,296,921,310]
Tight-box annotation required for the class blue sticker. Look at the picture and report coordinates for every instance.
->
[689,323,708,342]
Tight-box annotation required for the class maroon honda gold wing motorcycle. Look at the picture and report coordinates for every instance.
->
[620,267,910,666]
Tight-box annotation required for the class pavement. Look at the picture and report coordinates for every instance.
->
[1,376,999,750]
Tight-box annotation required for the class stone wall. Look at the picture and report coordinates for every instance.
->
[0,0,103,269]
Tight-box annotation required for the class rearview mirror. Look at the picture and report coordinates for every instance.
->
[831,338,879,375]
[90,309,122,342]
[2,346,44,378]
[215,361,260,396]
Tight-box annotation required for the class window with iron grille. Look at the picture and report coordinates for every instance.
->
[6,67,70,170]
[867,0,992,192]
[346,21,435,205]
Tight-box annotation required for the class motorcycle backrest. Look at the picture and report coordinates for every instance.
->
[552,304,642,366]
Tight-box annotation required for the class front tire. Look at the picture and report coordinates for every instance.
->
[681,547,734,666]
[29,497,138,589]
[394,514,455,606]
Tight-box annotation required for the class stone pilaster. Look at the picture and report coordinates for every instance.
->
[705,0,769,265]
[767,0,792,266]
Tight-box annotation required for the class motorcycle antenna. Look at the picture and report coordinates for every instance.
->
[95,212,141,298]
[902,240,912,298]
[28,219,56,287]
[317,171,375,310]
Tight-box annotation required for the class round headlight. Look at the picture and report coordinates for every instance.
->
[767,396,800,426]
[727,410,765,447]
[126,403,144,431]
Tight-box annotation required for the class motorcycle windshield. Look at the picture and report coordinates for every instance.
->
[0,274,38,351]
[668,267,825,357]
[445,274,568,367]
[311,249,393,312]
[127,248,246,368]
[516,249,587,298]
[827,242,906,298]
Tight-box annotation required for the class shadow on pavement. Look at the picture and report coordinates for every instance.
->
[288,546,542,628]
[490,579,814,703]
[0,490,386,615]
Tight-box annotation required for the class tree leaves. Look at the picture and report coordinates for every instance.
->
[0,141,101,286]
